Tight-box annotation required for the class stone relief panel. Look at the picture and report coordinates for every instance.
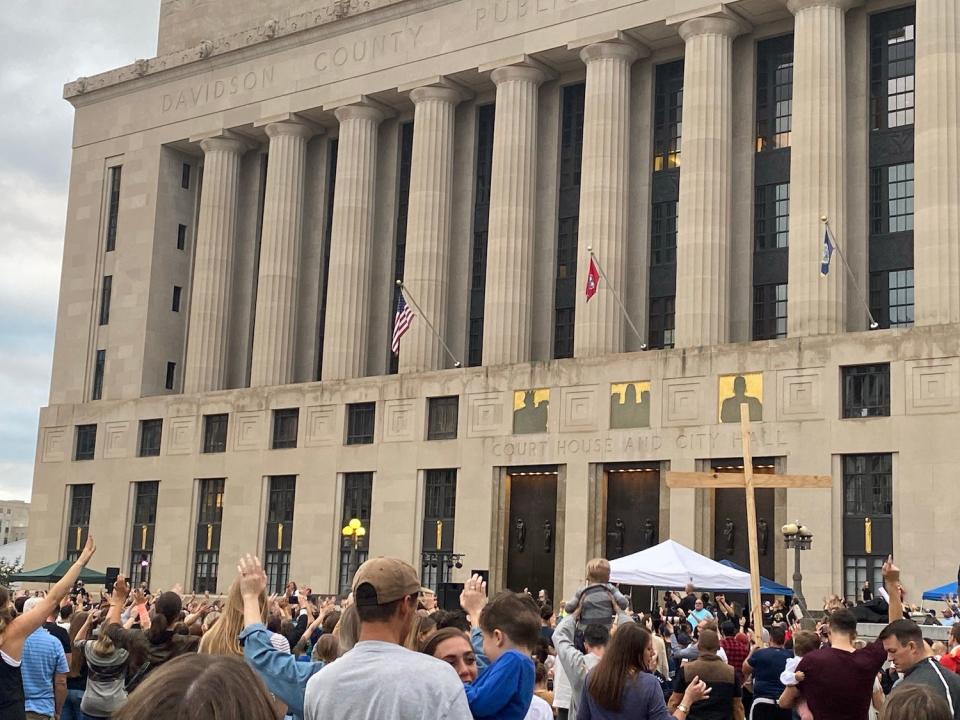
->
[304,405,338,447]
[906,358,960,414]
[234,411,265,451]
[778,370,823,420]
[40,427,67,463]
[662,378,704,426]
[610,382,651,429]
[383,400,415,443]
[103,422,131,459]
[513,389,550,434]
[167,417,197,455]
[559,387,596,432]
[718,373,763,423]
[467,393,507,438]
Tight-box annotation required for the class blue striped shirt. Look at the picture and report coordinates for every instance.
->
[22,627,67,716]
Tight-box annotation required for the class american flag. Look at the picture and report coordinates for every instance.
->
[391,292,414,354]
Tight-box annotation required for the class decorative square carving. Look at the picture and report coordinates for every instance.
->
[167,416,196,455]
[40,427,66,463]
[383,400,415,442]
[559,387,596,432]
[304,405,337,447]
[662,378,704,425]
[467,393,506,437]
[234,411,265,451]
[778,370,823,420]
[103,421,130,459]
[907,358,960,414]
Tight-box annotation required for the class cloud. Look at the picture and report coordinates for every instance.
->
[0,2,159,502]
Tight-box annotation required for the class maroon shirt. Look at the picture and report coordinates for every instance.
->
[797,639,886,720]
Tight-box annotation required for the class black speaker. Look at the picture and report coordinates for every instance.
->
[437,582,464,611]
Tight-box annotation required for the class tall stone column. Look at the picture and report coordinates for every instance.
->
[399,86,461,374]
[482,64,545,366]
[320,104,385,380]
[183,134,246,394]
[249,119,313,388]
[574,41,640,357]
[673,16,741,348]
[914,0,960,326]
[786,0,856,336]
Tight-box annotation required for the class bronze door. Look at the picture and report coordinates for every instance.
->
[712,461,776,579]
[506,472,558,599]
[605,470,660,559]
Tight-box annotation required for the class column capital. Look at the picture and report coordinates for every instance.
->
[409,85,463,106]
[333,103,386,124]
[579,40,643,65]
[197,134,250,156]
[264,120,317,140]
[786,0,862,14]
[677,15,745,42]
[490,64,546,87]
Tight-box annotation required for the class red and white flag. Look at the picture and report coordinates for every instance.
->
[391,293,414,354]
[585,258,600,302]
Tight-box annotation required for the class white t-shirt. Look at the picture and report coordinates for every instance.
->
[552,652,571,708]
[525,694,554,720]
[304,640,472,720]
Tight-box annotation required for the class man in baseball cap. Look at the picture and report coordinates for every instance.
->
[303,557,471,720]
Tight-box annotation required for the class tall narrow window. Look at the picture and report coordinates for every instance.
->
[468,105,496,367]
[756,35,794,151]
[554,83,584,360]
[870,8,916,131]
[172,286,182,312]
[194,478,224,593]
[177,224,187,250]
[105,166,122,252]
[264,476,296,594]
[181,162,192,189]
[842,454,892,599]
[138,419,163,457]
[339,472,373,594]
[317,139,338,380]
[65,484,93,562]
[870,163,914,234]
[389,122,414,374]
[203,414,228,454]
[649,61,683,349]
[272,409,299,449]
[421,469,457,590]
[92,349,106,401]
[870,269,914,328]
[164,362,176,391]
[753,283,788,340]
[129,481,159,588]
[755,183,790,251]
[99,276,113,326]
[75,424,97,461]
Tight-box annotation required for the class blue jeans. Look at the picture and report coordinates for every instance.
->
[61,689,94,720]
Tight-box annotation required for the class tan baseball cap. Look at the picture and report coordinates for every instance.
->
[352,557,421,605]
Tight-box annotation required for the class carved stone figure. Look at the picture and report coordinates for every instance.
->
[515,517,526,552]
[613,518,626,555]
[722,517,736,555]
[642,517,656,548]
[543,519,553,554]
[758,518,769,556]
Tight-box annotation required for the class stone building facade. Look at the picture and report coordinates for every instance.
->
[28,0,960,604]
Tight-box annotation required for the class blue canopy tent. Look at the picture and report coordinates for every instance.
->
[718,559,794,596]
[922,581,958,602]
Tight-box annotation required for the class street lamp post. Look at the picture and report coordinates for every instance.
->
[341,518,367,583]
[782,521,813,611]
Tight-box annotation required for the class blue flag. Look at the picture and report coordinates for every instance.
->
[820,226,834,276]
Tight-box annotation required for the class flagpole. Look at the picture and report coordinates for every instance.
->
[821,217,879,330]
[586,246,647,350]
[396,280,463,368]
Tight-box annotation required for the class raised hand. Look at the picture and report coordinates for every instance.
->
[112,576,130,604]
[882,555,900,583]
[237,554,267,599]
[460,574,487,623]
[78,535,96,565]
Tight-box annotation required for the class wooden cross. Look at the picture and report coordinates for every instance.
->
[666,404,831,637]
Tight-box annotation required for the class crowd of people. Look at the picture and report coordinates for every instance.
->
[1,536,959,720]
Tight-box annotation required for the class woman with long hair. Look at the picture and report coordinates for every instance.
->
[63,610,90,720]
[0,536,95,720]
[579,623,709,719]
[199,577,270,656]
[75,612,130,719]
[420,627,479,684]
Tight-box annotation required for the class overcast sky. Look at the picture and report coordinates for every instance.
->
[0,2,160,501]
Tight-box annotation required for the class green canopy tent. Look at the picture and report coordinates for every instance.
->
[9,559,108,585]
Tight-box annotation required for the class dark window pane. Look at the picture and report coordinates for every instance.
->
[165,361,176,391]
[172,286,182,312]
[653,61,684,171]
[753,283,788,340]
[340,472,372,595]
[755,183,790,250]
[843,454,893,516]
[421,469,457,591]
[554,85,583,362]
[756,35,794,151]
[129,481,159,587]
[75,424,97,461]
[181,162,191,189]
[177,224,187,250]
[203,414,228,453]
[194,478,225,593]
[272,409,299,449]
[870,269,914,329]
[389,122,415,375]
[648,296,675,350]
[316,139,338,379]
[139,419,163,457]
[65,484,93,562]
[651,202,678,266]
[99,276,112,326]
[264,476,296,594]
[428,397,459,440]
[870,8,915,130]
[346,403,375,445]
[92,349,106,401]
[106,166,122,252]
[842,364,891,418]
[469,105,496,367]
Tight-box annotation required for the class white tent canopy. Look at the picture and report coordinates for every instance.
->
[609,539,754,590]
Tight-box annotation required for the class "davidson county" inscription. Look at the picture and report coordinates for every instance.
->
[161,67,277,113]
